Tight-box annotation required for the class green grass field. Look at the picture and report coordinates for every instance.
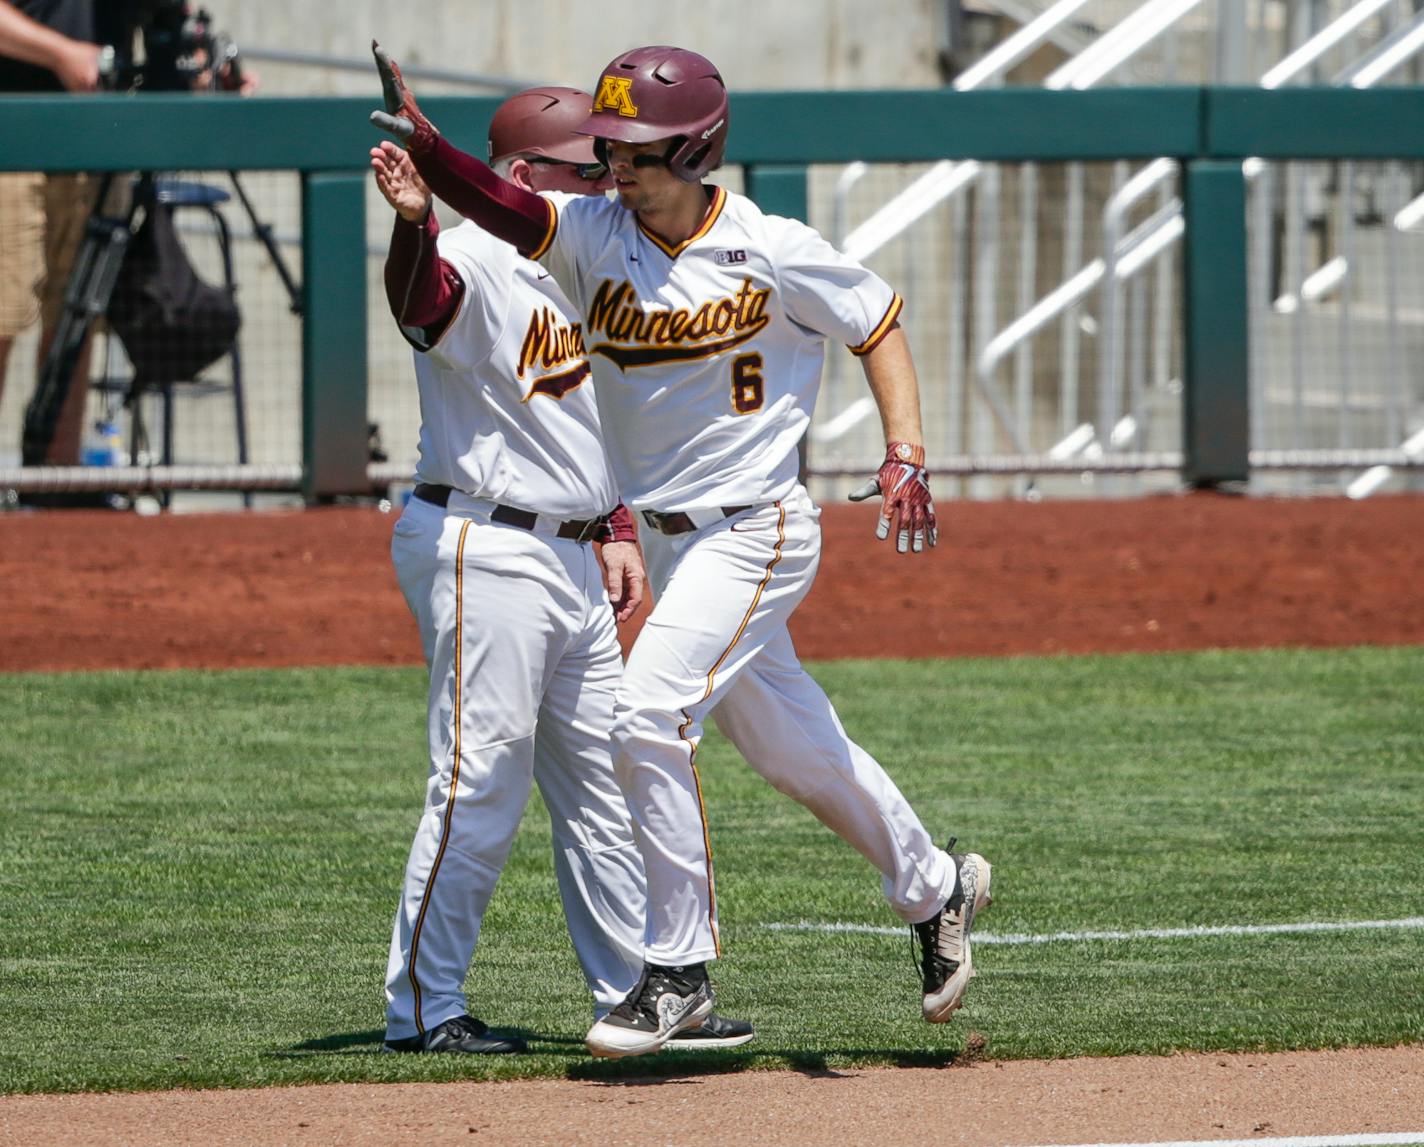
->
[2,647,1421,1094]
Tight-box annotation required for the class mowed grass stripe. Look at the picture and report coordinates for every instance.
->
[0,647,1420,1093]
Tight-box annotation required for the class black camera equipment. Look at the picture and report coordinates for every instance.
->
[98,1,240,94]
[21,4,301,468]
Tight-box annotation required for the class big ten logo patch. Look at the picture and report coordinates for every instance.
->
[714,249,748,266]
[593,76,639,118]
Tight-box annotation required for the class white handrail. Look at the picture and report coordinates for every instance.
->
[1048,0,1202,89]
[981,0,1424,419]
[953,0,1097,90]
[839,0,1194,261]
[1394,191,1424,231]
[1097,159,1178,447]
[1260,0,1395,88]
[810,396,878,444]
[842,161,978,263]
[826,0,1424,473]
[1340,12,1424,87]
[975,199,1182,381]
[1273,256,1349,313]
[1048,423,1096,460]
[829,0,1207,455]
[972,0,1097,62]
[1346,426,1424,499]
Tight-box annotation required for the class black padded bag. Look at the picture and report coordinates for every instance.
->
[108,197,240,383]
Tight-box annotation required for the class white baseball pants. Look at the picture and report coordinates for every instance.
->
[613,484,955,965]
[384,494,646,1040]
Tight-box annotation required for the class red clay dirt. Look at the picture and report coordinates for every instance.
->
[2,493,1422,1146]
[2,493,1422,673]
[2,1046,1422,1147]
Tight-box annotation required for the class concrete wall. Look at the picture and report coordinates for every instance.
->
[218,1,950,95]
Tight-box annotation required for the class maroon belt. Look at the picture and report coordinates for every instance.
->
[413,484,604,543]
[641,506,753,536]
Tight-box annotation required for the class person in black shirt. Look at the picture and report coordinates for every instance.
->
[0,1,100,91]
[0,1,249,472]
[0,2,108,468]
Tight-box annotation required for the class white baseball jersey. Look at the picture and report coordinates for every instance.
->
[411,219,619,519]
[502,182,963,979]
[384,213,649,1042]
[532,187,902,511]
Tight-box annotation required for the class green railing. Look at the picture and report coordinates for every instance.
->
[3,87,1422,497]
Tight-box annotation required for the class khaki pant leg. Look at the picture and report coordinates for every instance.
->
[0,172,46,340]
[37,173,121,334]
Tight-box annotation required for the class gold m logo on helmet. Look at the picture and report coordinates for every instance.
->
[594,75,639,118]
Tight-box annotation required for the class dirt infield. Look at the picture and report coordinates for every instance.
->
[3,493,1422,673]
[3,492,1422,1145]
[3,1046,1422,1147]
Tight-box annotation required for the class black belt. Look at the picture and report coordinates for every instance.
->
[413,484,604,543]
[640,505,753,536]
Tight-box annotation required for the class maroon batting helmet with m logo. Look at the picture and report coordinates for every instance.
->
[578,46,729,182]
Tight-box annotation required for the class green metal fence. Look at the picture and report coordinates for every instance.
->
[2,87,1422,498]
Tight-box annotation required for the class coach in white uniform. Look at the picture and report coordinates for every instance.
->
[373,45,991,1059]
[373,84,751,1055]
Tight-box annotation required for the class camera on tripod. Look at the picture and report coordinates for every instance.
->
[98,1,242,94]
[19,0,298,475]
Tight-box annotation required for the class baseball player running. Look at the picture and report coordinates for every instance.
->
[374,82,752,1054]
[373,43,990,1060]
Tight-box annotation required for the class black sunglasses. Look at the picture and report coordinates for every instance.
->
[527,157,608,181]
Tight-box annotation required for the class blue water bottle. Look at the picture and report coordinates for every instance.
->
[81,420,125,467]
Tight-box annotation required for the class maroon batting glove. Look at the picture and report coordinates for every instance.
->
[371,42,440,156]
[848,441,939,554]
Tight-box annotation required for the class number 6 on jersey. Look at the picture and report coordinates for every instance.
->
[731,352,764,414]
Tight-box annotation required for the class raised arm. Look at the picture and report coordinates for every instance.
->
[371,141,464,345]
[370,41,552,256]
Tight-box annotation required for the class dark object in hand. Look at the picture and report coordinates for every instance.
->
[100,1,241,93]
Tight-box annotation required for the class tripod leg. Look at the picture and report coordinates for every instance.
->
[161,382,174,510]
[231,340,251,509]
[130,384,151,468]
[23,258,105,463]
[208,200,252,507]
[228,171,303,314]
[127,390,142,470]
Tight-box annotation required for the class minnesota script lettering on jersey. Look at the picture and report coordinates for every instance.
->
[584,276,771,369]
[517,305,591,401]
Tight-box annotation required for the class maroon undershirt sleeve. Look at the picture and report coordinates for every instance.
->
[384,207,465,348]
[407,136,554,256]
[600,503,639,544]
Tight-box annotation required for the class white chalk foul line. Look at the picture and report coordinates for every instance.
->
[762,916,1424,945]
[760,925,1424,1147]
[1015,1135,1424,1147]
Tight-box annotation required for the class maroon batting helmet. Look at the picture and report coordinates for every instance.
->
[578,46,729,182]
[488,86,600,165]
